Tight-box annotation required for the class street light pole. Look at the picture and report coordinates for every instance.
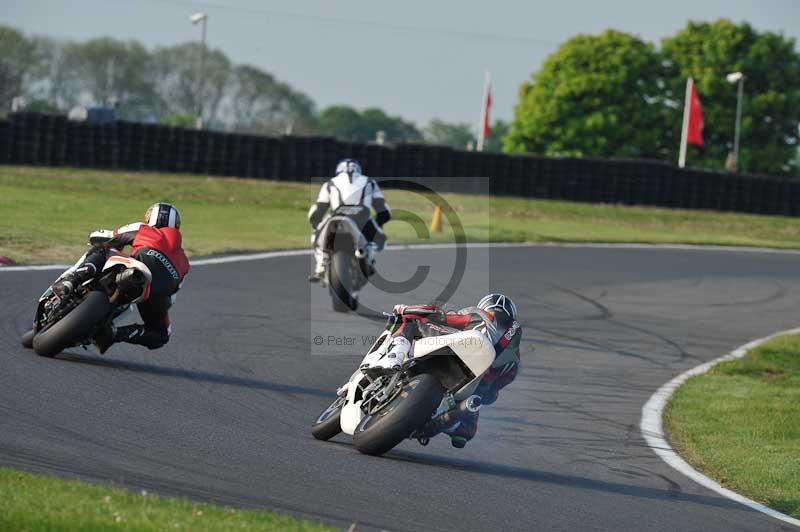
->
[726,71,745,172]
[190,12,208,130]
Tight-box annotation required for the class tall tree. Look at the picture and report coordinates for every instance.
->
[0,25,39,113]
[151,42,232,126]
[505,30,665,158]
[319,105,421,143]
[318,105,363,139]
[360,107,421,142]
[485,119,509,152]
[60,37,158,120]
[662,19,800,176]
[423,119,475,149]
[26,36,72,111]
[227,64,316,135]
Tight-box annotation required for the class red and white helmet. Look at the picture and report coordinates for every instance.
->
[144,203,181,229]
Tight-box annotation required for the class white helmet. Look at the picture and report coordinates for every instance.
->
[335,159,362,178]
[144,202,181,229]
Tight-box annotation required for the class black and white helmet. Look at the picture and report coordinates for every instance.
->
[335,159,362,178]
[478,293,517,325]
[144,202,181,229]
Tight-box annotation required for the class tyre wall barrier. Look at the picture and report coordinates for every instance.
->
[1,112,797,216]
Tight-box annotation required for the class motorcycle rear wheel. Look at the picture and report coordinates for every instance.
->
[32,291,112,358]
[329,250,356,312]
[353,374,443,456]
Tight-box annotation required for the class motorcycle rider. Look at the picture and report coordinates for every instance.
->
[360,293,522,448]
[51,203,190,353]
[307,159,392,282]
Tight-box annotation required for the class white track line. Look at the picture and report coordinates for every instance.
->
[641,328,800,528]
[5,241,800,273]
[4,241,800,524]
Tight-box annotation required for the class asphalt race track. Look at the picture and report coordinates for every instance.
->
[2,245,799,532]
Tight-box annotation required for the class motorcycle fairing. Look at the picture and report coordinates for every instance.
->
[411,330,496,400]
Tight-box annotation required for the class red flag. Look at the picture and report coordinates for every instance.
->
[687,82,703,146]
[481,86,492,140]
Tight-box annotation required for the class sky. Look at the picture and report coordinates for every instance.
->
[2,0,799,128]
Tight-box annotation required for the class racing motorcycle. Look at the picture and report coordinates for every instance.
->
[315,205,382,312]
[21,251,153,357]
[311,310,494,456]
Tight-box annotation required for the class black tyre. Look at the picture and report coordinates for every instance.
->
[311,396,345,441]
[353,374,444,456]
[32,291,112,358]
[329,250,356,312]
[21,329,35,349]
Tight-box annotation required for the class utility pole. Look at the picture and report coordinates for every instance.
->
[190,12,208,130]
[726,71,745,172]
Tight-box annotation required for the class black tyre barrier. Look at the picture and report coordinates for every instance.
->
[2,112,799,216]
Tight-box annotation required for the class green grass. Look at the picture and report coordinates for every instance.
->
[665,334,800,517]
[0,467,334,531]
[4,165,800,263]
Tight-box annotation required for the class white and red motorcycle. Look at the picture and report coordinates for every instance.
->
[311,309,495,456]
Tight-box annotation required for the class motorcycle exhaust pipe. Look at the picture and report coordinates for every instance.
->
[459,395,483,414]
[355,248,367,259]
[422,395,483,438]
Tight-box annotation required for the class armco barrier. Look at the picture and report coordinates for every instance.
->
[1,112,798,216]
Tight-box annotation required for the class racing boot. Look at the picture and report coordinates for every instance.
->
[443,410,479,449]
[360,336,411,376]
[308,247,327,283]
[364,242,379,276]
[93,323,117,354]
[95,323,159,354]
[53,263,97,298]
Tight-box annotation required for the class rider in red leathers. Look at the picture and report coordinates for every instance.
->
[52,203,190,353]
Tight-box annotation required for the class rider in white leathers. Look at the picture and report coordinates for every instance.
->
[360,294,522,448]
[307,159,392,282]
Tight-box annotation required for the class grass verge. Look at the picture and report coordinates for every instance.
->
[665,334,800,518]
[4,165,800,263]
[0,467,333,531]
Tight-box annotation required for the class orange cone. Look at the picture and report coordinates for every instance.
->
[430,204,443,233]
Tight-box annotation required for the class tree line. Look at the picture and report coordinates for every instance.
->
[505,19,800,176]
[0,24,503,151]
[1,20,797,175]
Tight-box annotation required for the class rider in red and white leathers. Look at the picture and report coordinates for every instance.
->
[51,203,190,353]
[361,294,522,448]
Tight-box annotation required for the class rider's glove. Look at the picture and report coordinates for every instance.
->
[88,229,114,247]
[393,304,409,316]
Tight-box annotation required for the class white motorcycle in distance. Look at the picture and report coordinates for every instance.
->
[311,310,495,456]
[315,205,378,312]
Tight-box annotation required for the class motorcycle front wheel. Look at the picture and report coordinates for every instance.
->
[352,373,443,456]
[311,396,345,441]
